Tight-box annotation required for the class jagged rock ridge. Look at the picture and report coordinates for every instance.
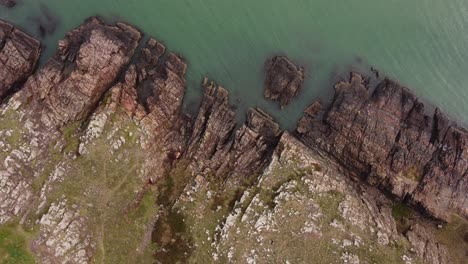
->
[296,73,467,221]
[0,17,466,264]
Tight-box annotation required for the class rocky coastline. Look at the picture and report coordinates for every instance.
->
[0,17,466,263]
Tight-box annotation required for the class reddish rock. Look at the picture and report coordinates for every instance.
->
[264,56,304,108]
[187,78,281,180]
[0,20,40,100]
[19,17,141,127]
[296,72,467,221]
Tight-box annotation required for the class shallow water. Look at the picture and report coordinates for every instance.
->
[1,0,468,129]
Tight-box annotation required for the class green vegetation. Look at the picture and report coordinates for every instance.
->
[152,160,193,263]
[314,190,345,224]
[402,167,422,182]
[61,122,81,153]
[435,214,468,264]
[392,202,415,233]
[0,109,24,147]
[0,224,35,264]
[41,112,158,263]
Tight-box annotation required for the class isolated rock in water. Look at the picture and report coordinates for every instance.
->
[296,72,468,221]
[0,19,40,100]
[0,0,16,8]
[264,56,304,108]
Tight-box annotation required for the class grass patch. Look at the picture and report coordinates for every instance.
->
[402,167,422,182]
[61,122,81,153]
[43,115,157,263]
[435,214,468,264]
[391,202,414,233]
[315,190,345,224]
[0,223,35,264]
[0,109,24,147]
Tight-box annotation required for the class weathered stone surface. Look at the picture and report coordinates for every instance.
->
[0,18,141,262]
[211,132,446,264]
[19,16,141,127]
[296,72,468,221]
[0,19,40,100]
[264,56,304,108]
[187,78,282,180]
[405,224,449,264]
[0,17,463,264]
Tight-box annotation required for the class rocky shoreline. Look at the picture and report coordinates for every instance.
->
[0,17,466,263]
[296,73,467,222]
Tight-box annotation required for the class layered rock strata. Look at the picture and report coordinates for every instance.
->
[0,17,141,263]
[0,17,465,264]
[296,72,467,221]
[187,78,282,181]
[0,19,40,100]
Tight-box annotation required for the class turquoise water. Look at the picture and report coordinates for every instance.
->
[1,0,468,129]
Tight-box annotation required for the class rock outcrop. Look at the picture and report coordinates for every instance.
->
[187,78,282,181]
[0,17,141,263]
[296,72,468,221]
[0,19,40,100]
[264,56,304,108]
[103,37,189,181]
[0,17,465,264]
[18,17,141,127]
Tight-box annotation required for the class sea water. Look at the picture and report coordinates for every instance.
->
[1,0,468,129]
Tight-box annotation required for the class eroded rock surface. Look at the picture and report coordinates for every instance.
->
[0,17,465,264]
[296,72,468,221]
[174,132,450,264]
[187,78,281,181]
[0,19,40,100]
[0,17,141,263]
[264,56,304,108]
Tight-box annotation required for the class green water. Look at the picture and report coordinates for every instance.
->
[1,0,468,129]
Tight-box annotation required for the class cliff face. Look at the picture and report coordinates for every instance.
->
[0,20,40,101]
[187,78,281,182]
[296,73,467,221]
[0,18,466,264]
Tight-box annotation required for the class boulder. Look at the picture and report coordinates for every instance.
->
[264,56,304,108]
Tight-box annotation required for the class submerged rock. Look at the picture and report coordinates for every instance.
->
[0,0,16,8]
[296,72,468,221]
[264,56,304,108]
[0,19,40,100]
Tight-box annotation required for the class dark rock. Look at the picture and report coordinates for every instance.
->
[0,0,16,8]
[296,72,468,221]
[187,78,281,180]
[0,20,40,100]
[19,17,141,127]
[264,56,304,108]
